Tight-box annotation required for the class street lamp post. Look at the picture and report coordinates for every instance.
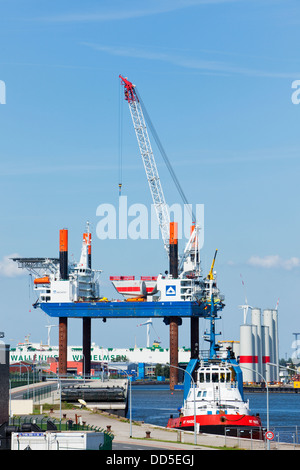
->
[268,361,300,445]
[10,362,30,399]
[169,364,197,446]
[82,354,86,385]
[108,363,196,443]
[47,372,63,430]
[48,373,63,430]
[240,364,270,450]
[9,362,35,424]
[57,376,62,431]
[109,365,132,438]
[268,361,299,377]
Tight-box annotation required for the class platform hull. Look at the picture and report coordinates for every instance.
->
[38,300,215,319]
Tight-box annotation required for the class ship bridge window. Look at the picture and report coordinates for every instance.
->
[212,373,218,383]
[205,373,210,383]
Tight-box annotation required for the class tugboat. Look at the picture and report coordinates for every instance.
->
[167,298,263,438]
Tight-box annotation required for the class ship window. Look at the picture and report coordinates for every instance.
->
[203,391,207,398]
[197,391,202,397]
[212,373,218,383]
[205,373,210,383]
[199,373,204,383]
[220,373,225,383]
[226,372,231,382]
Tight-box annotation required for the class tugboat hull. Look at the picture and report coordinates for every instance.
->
[167,413,263,438]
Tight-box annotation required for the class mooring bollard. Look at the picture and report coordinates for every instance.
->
[145,431,151,438]
[107,425,111,432]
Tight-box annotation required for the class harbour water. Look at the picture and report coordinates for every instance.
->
[131,385,300,444]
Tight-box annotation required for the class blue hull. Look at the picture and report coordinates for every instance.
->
[37,300,221,319]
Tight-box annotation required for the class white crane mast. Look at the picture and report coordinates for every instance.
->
[119,75,170,255]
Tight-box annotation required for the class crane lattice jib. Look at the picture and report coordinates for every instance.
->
[120,75,170,254]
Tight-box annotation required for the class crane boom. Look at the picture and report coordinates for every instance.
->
[119,75,170,254]
[207,249,218,280]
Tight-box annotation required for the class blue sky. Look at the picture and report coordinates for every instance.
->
[0,0,300,359]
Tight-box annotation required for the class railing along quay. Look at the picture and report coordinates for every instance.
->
[244,385,299,393]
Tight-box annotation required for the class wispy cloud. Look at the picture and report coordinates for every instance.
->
[0,254,25,278]
[0,162,143,177]
[36,0,242,23]
[186,146,300,165]
[82,42,300,79]
[0,163,114,176]
[247,255,300,270]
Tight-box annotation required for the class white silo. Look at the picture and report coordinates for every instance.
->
[239,324,255,383]
[251,325,258,382]
[261,325,271,382]
[251,308,262,381]
[233,341,240,360]
[263,309,275,382]
[272,309,279,382]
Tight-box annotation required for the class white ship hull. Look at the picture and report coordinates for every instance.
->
[10,342,191,365]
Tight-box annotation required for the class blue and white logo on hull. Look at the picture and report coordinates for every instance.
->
[166,285,176,296]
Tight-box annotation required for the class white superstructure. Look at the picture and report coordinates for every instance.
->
[182,361,250,418]
[14,225,102,304]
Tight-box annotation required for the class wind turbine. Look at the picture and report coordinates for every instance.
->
[239,303,253,324]
[238,274,252,324]
[45,324,58,346]
[137,319,161,348]
[137,319,152,348]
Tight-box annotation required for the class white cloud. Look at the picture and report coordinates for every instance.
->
[0,254,25,277]
[247,255,300,271]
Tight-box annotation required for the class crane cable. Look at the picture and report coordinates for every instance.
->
[118,81,123,196]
